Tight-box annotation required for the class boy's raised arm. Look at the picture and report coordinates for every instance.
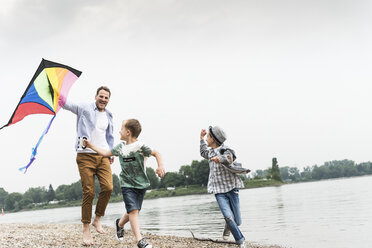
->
[200,129,210,159]
[83,140,113,157]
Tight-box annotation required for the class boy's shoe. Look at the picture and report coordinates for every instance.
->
[238,241,247,248]
[115,218,124,241]
[223,223,230,240]
[137,238,152,248]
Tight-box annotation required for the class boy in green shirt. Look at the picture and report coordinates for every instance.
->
[84,119,165,248]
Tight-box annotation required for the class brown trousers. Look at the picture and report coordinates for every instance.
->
[76,153,113,224]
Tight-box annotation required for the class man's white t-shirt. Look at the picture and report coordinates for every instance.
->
[79,111,110,153]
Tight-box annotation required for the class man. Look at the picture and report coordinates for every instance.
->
[63,86,114,246]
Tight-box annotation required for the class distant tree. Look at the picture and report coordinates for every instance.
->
[288,167,300,181]
[300,166,312,181]
[47,184,56,201]
[0,187,8,207]
[179,165,193,186]
[270,158,282,181]
[55,184,69,201]
[18,195,33,209]
[279,166,290,181]
[63,182,82,201]
[190,160,209,186]
[160,172,184,188]
[255,169,270,179]
[5,192,22,211]
[356,162,372,175]
[146,167,160,189]
[24,187,47,204]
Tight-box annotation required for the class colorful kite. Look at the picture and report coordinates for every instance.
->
[0,59,82,172]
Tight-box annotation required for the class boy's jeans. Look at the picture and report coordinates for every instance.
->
[215,188,245,244]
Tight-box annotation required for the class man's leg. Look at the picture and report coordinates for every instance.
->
[77,153,96,245]
[93,156,113,233]
[82,223,93,246]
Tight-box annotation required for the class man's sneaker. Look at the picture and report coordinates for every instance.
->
[137,238,152,248]
[223,223,230,240]
[115,218,124,241]
[238,241,247,248]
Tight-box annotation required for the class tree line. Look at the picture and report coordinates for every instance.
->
[2,159,371,212]
[0,159,219,212]
[252,159,372,182]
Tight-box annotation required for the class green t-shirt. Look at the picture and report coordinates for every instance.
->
[111,141,152,189]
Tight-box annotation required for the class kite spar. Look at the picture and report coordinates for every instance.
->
[0,59,82,173]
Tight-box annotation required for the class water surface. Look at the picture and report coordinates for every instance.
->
[2,176,372,248]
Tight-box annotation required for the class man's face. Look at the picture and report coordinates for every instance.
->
[95,90,110,111]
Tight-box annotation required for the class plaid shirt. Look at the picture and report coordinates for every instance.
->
[200,140,244,194]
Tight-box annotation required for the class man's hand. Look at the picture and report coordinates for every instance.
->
[210,156,220,164]
[200,129,207,140]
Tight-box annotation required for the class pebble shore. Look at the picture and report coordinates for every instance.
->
[0,223,284,248]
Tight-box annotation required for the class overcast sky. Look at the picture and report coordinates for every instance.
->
[1,0,372,193]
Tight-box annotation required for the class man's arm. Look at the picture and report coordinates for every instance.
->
[151,150,165,178]
[83,140,113,157]
[61,98,80,115]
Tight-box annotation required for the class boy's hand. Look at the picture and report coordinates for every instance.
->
[210,156,220,163]
[156,167,166,178]
[200,129,207,140]
[83,139,91,148]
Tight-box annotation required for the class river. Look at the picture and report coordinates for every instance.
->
[1,176,372,248]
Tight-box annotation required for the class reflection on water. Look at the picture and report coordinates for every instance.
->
[2,176,372,248]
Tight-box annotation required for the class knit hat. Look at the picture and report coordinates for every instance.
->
[209,126,226,145]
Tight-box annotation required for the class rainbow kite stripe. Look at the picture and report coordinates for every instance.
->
[2,59,81,127]
[1,59,82,172]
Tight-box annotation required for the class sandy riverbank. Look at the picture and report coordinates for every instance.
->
[0,223,284,248]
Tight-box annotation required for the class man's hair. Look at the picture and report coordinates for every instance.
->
[96,86,111,97]
[125,119,142,138]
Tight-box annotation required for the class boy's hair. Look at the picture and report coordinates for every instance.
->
[125,119,142,138]
[96,86,111,97]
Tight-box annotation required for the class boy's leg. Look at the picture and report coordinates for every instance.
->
[93,156,113,233]
[215,191,245,245]
[121,188,147,242]
[229,188,242,226]
[119,213,130,227]
[128,210,142,242]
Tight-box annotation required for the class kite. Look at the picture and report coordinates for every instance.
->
[0,59,82,173]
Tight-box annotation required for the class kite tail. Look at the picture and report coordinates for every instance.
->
[19,115,56,173]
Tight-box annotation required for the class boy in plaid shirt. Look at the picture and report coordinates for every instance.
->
[200,126,248,248]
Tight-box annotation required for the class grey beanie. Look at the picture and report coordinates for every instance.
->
[209,126,226,145]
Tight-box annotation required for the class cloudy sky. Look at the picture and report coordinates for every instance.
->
[1,0,372,193]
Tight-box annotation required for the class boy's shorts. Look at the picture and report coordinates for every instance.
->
[121,187,147,213]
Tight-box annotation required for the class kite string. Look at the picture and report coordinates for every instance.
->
[19,115,56,173]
